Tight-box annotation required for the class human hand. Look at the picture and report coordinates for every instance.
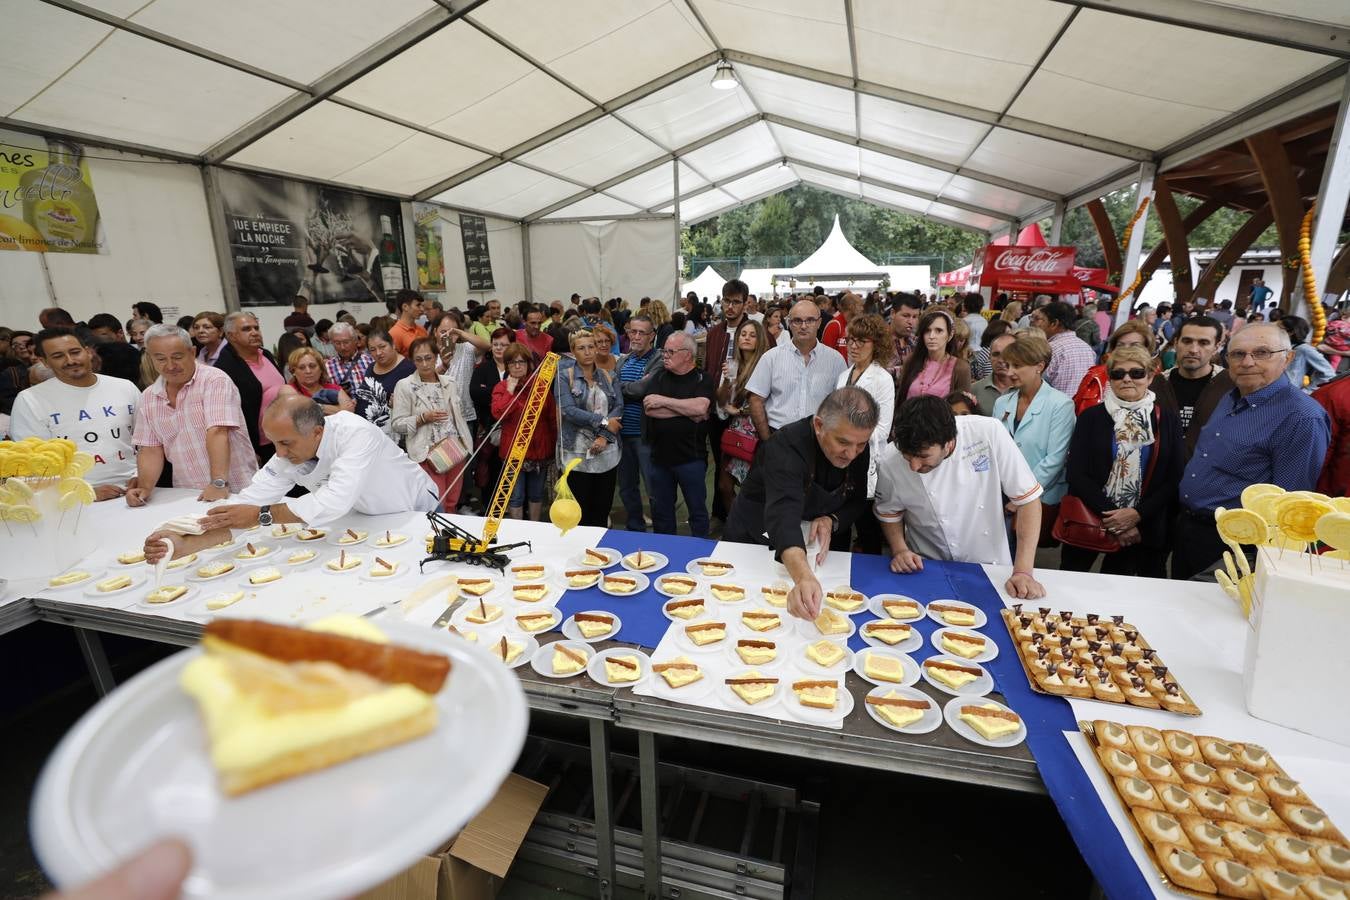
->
[605,417,621,434]
[1006,571,1046,599]
[142,531,174,564]
[423,409,450,424]
[44,837,191,900]
[589,437,607,455]
[642,395,665,412]
[787,572,823,621]
[125,487,152,508]
[506,376,519,392]
[807,516,833,566]
[890,549,924,574]
[94,483,126,502]
[198,504,261,532]
[198,483,229,503]
[1102,507,1141,532]
[1118,526,1142,547]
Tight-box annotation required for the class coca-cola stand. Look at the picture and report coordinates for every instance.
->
[967,243,1088,308]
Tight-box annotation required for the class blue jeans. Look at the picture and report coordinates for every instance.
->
[508,468,546,509]
[649,458,708,538]
[617,434,655,531]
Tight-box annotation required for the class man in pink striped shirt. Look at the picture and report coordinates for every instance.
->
[125,324,257,506]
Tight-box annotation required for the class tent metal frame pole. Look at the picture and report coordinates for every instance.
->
[1306,68,1350,310]
[522,223,533,304]
[200,165,242,313]
[1049,200,1067,244]
[799,182,993,236]
[1115,162,1159,327]
[786,159,1018,224]
[673,160,682,304]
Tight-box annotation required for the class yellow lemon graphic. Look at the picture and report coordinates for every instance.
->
[0,214,46,252]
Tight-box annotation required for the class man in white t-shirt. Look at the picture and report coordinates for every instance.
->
[9,327,139,499]
[874,395,1047,599]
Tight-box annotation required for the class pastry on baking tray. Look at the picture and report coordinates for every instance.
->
[1249,865,1305,900]
[1155,843,1217,894]
[1162,730,1202,762]
[1133,808,1192,849]
[1178,815,1229,856]
[1200,857,1260,900]
[1222,826,1275,867]
[1274,802,1346,842]
[1115,775,1163,811]
[1265,834,1321,877]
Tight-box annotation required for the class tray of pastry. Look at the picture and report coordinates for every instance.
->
[999,606,1201,716]
[1080,719,1350,898]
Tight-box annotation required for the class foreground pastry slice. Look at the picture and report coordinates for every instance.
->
[491,635,526,665]
[660,576,697,595]
[565,568,602,588]
[881,598,922,620]
[665,598,705,619]
[166,553,199,570]
[824,589,864,612]
[117,550,146,565]
[584,548,612,566]
[511,564,546,581]
[941,630,987,659]
[866,692,929,727]
[146,585,189,604]
[604,654,642,683]
[574,613,615,638]
[272,523,303,538]
[180,616,449,796]
[806,639,846,667]
[710,583,745,602]
[551,643,588,675]
[324,555,359,572]
[512,583,550,603]
[929,602,977,626]
[924,659,980,689]
[295,528,327,542]
[367,558,399,578]
[697,559,733,576]
[198,560,237,578]
[742,610,782,632]
[959,704,1021,740]
[338,529,367,545]
[813,608,849,635]
[458,577,494,596]
[1156,844,1217,894]
[464,601,503,625]
[603,574,638,594]
[685,621,726,646]
[862,621,910,645]
[864,653,905,683]
[793,679,838,710]
[249,567,283,585]
[49,570,92,587]
[654,656,702,688]
[235,543,273,560]
[726,670,776,705]
[760,585,788,607]
[515,610,557,633]
[205,590,246,611]
[96,574,133,593]
[623,550,656,570]
[287,549,318,565]
[373,532,407,548]
[736,639,777,665]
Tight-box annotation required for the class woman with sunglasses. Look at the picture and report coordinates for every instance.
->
[1060,344,1183,577]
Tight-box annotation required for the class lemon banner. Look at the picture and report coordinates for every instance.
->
[0,129,104,254]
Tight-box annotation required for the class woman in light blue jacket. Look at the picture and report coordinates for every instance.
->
[993,332,1076,543]
[556,329,623,527]
[1279,315,1335,393]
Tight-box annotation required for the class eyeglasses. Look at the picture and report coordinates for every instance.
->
[723,298,745,305]
[660,347,691,357]
[506,359,530,367]
[788,317,820,328]
[1228,348,1289,363]
[1108,368,1148,381]
[625,328,653,336]
[845,336,872,344]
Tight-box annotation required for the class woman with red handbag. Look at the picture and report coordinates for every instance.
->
[1059,345,1184,577]
[715,319,770,515]
[835,314,896,553]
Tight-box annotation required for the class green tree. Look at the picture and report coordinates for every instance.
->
[747,194,793,256]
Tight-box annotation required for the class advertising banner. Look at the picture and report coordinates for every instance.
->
[216,169,407,307]
[975,245,1080,293]
[0,129,105,254]
[459,213,495,291]
[413,202,446,293]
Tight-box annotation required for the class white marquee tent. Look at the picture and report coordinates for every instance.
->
[2,0,1349,330]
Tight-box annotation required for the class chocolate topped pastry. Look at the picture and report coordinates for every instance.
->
[1154,665,1168,678]
[1112,615,1125,625]
[1091,654,1106,668]
[1131,676,1146,690]
[1142,648,1156,661]
[1125,630,1139,643]
[1126,661,1139,674]
[1060,610,1073,621]
[1071,625,1084,637]
[1011,603,1023,615]
[1039,607,1051,617]
[1086,613,1099,624]
[1073,666,1085,680]
[1165,682,1180,696]
[1019,615,1031,628]
[1098,670,1113,684]
[1110,642,1124,656]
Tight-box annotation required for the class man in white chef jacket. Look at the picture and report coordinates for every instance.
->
[875,395,1047,600]
[145,391,436,561]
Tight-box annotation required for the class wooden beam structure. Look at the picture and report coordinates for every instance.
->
[1152,185,1195,301]
[1124,195,1223,302]
[1190,205,1275,303]
[1327,241,1350,295]
[1086,199,1122,281]
[1245,129,1310,309]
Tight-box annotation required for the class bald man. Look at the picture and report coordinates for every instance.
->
[746,299,848,440]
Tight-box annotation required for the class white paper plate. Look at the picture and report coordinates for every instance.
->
[867,593,926,622]
[920,655,994,697]
[31,619,529,900]
[529,640,593,679]
[187,563,244,584]
[586,648,651,687]
[821,586,868,615]
[735,607,789,638]
[358,563,412,584]
[368,533,412,551]
[278,550,322,570]
[186,590,254,621]
[327,530,369,547]
[618,550,667,574]
[925,600,988,629]
[685,558,736,578]
[598,571,649,597]
[783,678,854,724]
[852,648,920,687]
[721,639,787,673]
[660,596,718,623]
[943,695,1026,747]
[653,574,704,599]
[795,640,854,676]
[864,686,943,735]
[930,627,999,663]
[483,632,539,669]
[43,569,105,592]
[647,661,716,701]
[795,613,856,641]
[317,557,365,577]
[858,620,923,653]
[81,573,148,599]
[673,621,732,654]
[231,544,278,564]
[164,553,206,572]
[718,671,780,711]
[567,548,620,570]
[268,523,306,540]
[561,611,621,643]
[134,585,200,611]
[289,530,330,546]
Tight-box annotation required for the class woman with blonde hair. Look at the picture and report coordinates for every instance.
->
[556,329,623,526]
[950,315,973,362]
[288,346,354,415]
[715,318,770,513]
[1000,301,1023,324]
[591,323,618,372]
[647,300,673,348]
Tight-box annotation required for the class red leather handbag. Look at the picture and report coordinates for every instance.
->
[719,428,759,463]
[1052,495,1119,553]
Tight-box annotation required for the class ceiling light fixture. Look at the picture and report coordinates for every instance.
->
[778,159,790,171]
[711,60,738,90]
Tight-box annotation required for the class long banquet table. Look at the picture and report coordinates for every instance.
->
[4,489,1347,900]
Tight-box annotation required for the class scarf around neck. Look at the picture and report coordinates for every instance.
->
[1102,387,1156,508]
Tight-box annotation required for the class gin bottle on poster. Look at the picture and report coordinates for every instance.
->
[378,214,404,293]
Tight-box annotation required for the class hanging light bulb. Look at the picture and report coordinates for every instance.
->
[711,60,738,90]
[778,159,790,172]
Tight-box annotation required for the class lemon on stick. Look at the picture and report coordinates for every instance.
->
[1215,507,1269,545]
[1240,483,1284,509]
[1274,496,1333,544]
[549,457,583,535]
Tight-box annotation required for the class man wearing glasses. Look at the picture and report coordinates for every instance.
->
[622,332,717,537]
[1173,324,1330,580]
[615,314,662,532]
[746,299,848,441]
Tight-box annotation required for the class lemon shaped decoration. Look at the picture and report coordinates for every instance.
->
[63,451,95,477]
[2,503,41,522]
[1332,497,1350,515]
[1240,483,1284,509]
[549,457,584,535]
[1274,496,1333,544]
[1314,512,1350,553]
[1215,507,1269,545]
[1246,492,1286,527]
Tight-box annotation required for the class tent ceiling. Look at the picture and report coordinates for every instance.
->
[6,0,1347,232]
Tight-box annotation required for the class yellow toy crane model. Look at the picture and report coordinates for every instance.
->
[420,352,559,573]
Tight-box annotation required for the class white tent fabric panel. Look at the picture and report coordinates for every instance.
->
[230,103,488,192]
[540,193,644,221]
[693,0,851,77]
[927,201,1001,233]
[469,0,713,103]
[519,115,665,186]
[737,65,856,136]
[10,28,293,155]
[770,124,858,175]
[941,174,1045,218]
[0,151,223,328]
[1215,0,1350,25]
[795,215,881,273]
[682,264,729,297]
[620,69,758,151]
[657,188,739,221]
[528,222,601,301]
[529,219,674,303]
[964,128,1129,195]
[681,121,779,182]
[796,165,864,198]
[720,166,797,202]
[858,149,951,196]
[859,184,930,216]
[852,0,1072,112]
[430,163,582,219]
[0,4,112,117]
[857,94,989,166]
[81,0,438,84]
[606,163,705,211]
[1009,10,1335,149]
[425,209,525,303]
[336,21,593,153]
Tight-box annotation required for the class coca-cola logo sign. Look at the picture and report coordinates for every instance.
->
[992,248,1073,274]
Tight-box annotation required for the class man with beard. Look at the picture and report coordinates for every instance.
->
[1149,315,1232,453]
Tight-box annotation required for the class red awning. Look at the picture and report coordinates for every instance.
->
[974,245,1082,293]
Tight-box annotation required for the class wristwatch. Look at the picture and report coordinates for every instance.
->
[258,505,273,527]
[210,478,227,489]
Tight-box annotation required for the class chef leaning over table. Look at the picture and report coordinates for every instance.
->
[875,395,1048,600]
[144,390,437,562]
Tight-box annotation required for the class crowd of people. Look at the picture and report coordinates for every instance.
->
[3,277,1348,593]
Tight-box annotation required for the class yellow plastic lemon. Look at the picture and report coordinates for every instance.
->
[549,458,583,535]
[1240,483,1284,509]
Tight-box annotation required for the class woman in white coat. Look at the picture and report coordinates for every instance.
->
[835,313,895,553]
[392,336,471,512]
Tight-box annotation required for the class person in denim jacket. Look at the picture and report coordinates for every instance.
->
[556,329,623,526]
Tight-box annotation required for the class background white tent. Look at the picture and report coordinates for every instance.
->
[681,264,729,301]
[1,0,1348,327]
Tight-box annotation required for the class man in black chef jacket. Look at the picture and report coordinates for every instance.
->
[724,386,877,621]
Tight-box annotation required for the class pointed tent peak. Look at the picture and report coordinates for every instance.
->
[681,264,729,298]
[793,214,881,274]
[991,223,1048,247]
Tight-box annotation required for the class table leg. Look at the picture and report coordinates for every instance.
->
[589,718,615,900]
[75,628,116,697]
[639,729,662,900]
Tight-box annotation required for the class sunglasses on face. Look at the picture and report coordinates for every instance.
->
[1109,368,1148,381]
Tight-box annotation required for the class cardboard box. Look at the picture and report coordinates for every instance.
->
[359,774,549,900]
